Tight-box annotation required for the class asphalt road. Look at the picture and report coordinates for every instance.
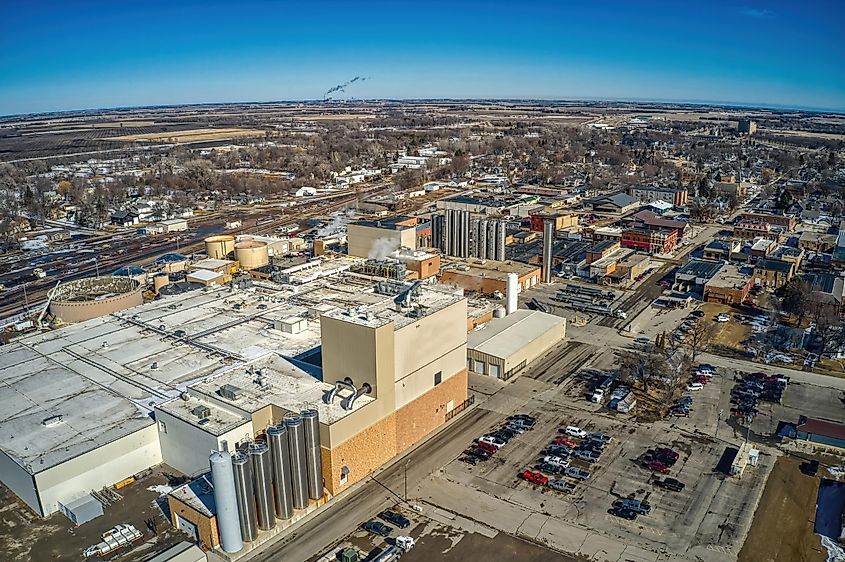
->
[246,406,502,562]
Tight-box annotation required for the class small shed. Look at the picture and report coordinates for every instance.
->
[59,493,103,525]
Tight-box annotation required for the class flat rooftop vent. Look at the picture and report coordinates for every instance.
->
[191,405,211,419]
[41,414,63,427]
[219,384,243,401]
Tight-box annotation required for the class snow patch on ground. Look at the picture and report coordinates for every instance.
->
[147,485,174,495]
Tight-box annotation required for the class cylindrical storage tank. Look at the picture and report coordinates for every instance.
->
[301,409,324,500]
[506,272,518,315]
[152,273,170,294]
[205,235,235,259]
[284,415,309,509]
[542,219,554,283]
[210,451,243,553]
[235,241,270,270]
[266,425,294,520]
[493,306,506,318]
[232,452,258,542]
[248,444,275,530]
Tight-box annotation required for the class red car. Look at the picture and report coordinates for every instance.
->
[655,448,679,461]
[477,441,498,454]
[692,376,708,384]
[554,437,578,448]
[645,461,671,474]
[520,470,549,485]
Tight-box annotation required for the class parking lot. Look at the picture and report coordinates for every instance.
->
[416,371,776,562]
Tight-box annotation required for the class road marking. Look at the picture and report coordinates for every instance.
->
[706,544,736,555]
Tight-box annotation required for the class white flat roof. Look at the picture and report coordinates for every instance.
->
[186,269,223,282]
[468,309,565,360]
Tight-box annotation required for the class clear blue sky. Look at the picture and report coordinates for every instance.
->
[1,0,843,115]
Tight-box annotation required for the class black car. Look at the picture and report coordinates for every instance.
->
[362,520,393,536]
[491,430,514,443]
[655,477,685,492]
[536,462,564,475]
[509,414,536,422]
[461,455,481,465]
[465,448,492,460]
[378,510,410,529]
[608,506,638,520]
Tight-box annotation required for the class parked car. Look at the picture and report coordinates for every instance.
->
[536,462,565,475]
[476,441,498,454]
[690,310,705,318]
[654,477,685,492]
[542,455,570,468]
[509,414,536,422]
[479,435,506,448]
[519,470,549,485]
[509,417,536,429]
[574,450,600,463]
[563,467,590,480]
[545,445,573,457]
[465,447,492,460]
[644,461,671,473]
[618,498,651,515]
[549,479,577,493]
[686,382,704,391]
[362,521,393,536]
[715,313,730,322]
[461,455,481,465]
[588,432,613,444]
[379,510,410,529]
[563,425,588,438]
[634,337,651,345]
[554,436,578,448]
[608,506,638,520]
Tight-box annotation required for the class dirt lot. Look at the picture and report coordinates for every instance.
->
[738,456,825,562]
[403,529,579,562]
[1,468,185,562]
[107,128,263,143]
[699,303,752,350]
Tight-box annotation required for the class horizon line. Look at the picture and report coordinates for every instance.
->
[3,96,844,120]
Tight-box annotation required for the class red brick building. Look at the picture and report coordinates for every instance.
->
[621,227,678,255]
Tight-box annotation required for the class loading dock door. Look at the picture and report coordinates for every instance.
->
[175,514,198,542]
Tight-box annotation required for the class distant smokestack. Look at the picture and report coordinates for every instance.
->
[506,273,518,315]
[542,219,554,283]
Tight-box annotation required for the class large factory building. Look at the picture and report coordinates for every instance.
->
[0,261,470,555]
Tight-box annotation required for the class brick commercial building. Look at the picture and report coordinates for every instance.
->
[753,258,795,289]
[734,221,772,240]
[704,264,753,305]
[439,257,540,295]
[528,212,579,233]
[628,185,688,207]
[621,227,678,255]
[740,212,797,231]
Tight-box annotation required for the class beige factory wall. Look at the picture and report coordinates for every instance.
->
[36,423,162,515]
[393,298,467,381]
[503,320,566,373]
[0,450,41,516]
[346,224,403,258]
[154,408,253,477]
[50,288,144,324]
[394,345,466,409]
[399,228,417,251]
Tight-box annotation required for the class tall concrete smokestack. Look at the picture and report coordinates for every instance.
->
[542,219,554,283]
[506,272,518,315]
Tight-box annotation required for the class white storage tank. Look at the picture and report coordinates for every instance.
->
[235,241,270,270]
[205,235,235,259]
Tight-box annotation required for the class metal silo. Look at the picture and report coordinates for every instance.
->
[542,219,554,283]
[495,220,506,261]
[301,409,324,500]
[266,425,294,520]
[209,451,243,553]
[284,415,309,509]
[248,444,276,530]
[231,452,258,542]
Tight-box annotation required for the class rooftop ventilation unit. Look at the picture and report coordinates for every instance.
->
[42,414,63,427]
[220,384,243,401]
[192,405,211,419]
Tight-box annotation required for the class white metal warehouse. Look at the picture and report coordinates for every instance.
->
[466,309,566,380]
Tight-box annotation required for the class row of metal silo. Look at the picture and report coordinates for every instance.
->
[204,235,270,270]
[474,218,506,261]
[210,409,324,553]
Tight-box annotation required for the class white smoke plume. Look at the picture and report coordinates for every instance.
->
[368,237,399,260]
[317,208,355,237]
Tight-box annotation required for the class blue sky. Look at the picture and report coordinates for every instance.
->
[1,0,843,115]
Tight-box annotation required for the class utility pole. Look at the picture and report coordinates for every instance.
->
[95,257,100,278]
[22,282,29,312]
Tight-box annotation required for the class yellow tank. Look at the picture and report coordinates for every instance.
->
[205,235,235,259]
[234,240,269,270]
[152,273,170,294]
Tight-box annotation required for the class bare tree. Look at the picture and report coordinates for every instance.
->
[618,350,670,393]
[685,319,715,361]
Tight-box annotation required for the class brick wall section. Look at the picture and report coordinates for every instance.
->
[395,369,468,453]
[322,413,397,496]
[167,495,219,549]
[321,369,468,496]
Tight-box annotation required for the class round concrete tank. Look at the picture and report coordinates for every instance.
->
[493,306,506,318]
[210,451,243,553]
[152,273,170,294]
[248,443,276,530]
[49,277,144,324]
[232,452,258,542]
[205,235,235,259]
[235,241,269,270]
[301,409,324,500]
[266,425,294,520]
[284,415,309,509]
